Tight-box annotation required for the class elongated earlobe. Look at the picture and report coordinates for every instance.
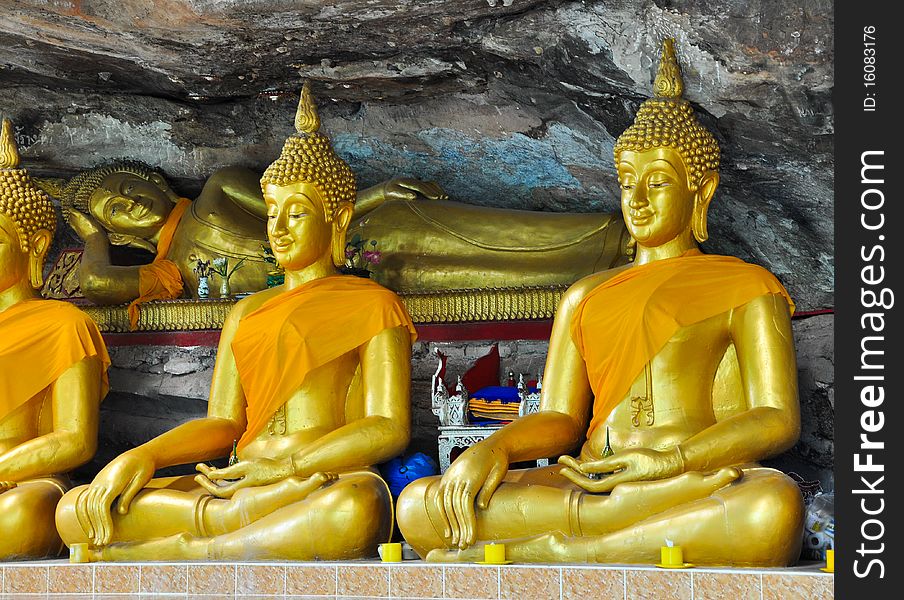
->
[692,171,719,243]
[331,203,354,268]
[28,229,51,289]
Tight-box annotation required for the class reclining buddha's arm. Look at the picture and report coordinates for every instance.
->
[68,210,141,305]
[204,166,447,223]
[0,356,103,481]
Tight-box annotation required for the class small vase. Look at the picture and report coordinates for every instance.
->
[219,278,231,298]
[197,276,210,299]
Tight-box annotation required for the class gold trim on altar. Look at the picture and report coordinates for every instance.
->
[80,285,567,332]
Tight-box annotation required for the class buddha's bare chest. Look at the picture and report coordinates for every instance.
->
[593,316,733,450]
[241,352,360,458]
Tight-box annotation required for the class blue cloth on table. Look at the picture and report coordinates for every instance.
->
[471,385,539,401]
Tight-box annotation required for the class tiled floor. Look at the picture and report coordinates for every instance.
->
[0,560,833,599]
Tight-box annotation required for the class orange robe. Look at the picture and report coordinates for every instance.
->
[231,275,417,450]
[571,251,794,436]
[0,299,110,421]
[127,198,191,329]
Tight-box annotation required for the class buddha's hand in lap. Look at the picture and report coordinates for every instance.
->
[0,481,17,494]
[76,448,157,545]
[435,441,510,550]
[194,456,295,499]
[558,447,685,493]
[383,177,448,202]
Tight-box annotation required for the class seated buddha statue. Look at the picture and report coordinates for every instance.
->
[0,119,109,560]
[58,141,445,326]
[397,40,804,567]
[54,82,416,562]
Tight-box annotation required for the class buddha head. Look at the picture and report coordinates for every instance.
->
[0,119,56,291]
[260,81,357,272]
[60,160,178,247]
[614,39,721,248]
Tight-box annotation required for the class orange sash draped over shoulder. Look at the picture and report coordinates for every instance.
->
[231,275,417,450]
[0,299,110,421]
[571,251,794,437]
[127,198,191,329]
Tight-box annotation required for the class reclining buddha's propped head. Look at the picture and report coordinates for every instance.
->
[59,160,176,246]
[0,118,56,290]
[261,81,357,271]
[614,39,721,246]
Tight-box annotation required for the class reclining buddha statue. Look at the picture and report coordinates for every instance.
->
[55,83,416,561]
[57,107,630,314]
[58,149,444,325]
[397,39,804,567]
[0,119,109,559]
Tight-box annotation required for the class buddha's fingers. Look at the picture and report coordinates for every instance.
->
[194,474,239,499]
[452,482,475,549]
[559,467,614,493]
[444,481,462,546]
[74,487,95,540]
[117,473,146,514]
[87,487,114,546]
[556,455,583,472]
[432,483,453,540]
[475,461,506,510]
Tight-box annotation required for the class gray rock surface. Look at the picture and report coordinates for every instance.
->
[1,0,833,309]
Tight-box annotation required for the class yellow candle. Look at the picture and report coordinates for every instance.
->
[69,543,89,564]
[380,542,402,562]
[485,543,506,563]
[825,549,834,572]
[660,545,683,566]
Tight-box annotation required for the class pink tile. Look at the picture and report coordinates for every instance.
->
[444,565,499,599]
[500,566,559,600]
[188,564,236,595]
[563,567,624,599]
[287,565,337,596]
[236,564,286,595]
[625,569,691,600]
[390,565,443,598]
[337,565,390,597]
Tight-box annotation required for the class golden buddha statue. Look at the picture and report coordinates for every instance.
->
[57,110,631,310]
[397,40,805,567]
[0,118,109,560]
[58,137,446,322]
[55,82,416,562]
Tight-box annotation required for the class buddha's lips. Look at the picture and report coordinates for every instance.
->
[629,212,654,224]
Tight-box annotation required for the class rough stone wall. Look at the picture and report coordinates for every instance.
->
[1,0,832,310]
[79,315,834,490]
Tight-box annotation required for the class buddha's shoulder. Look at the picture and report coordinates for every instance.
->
[23,299,98,327]
[560,264,633,308]
[226,287,284,322]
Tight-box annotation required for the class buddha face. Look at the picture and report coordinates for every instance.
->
[0,212,27,293]
[617,147,700,248]
[88,172,173,238]
[263,181,336,272]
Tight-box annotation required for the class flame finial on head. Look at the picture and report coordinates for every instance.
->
[294,80,321,135]
[652,38,684,99]
[0,119,21,170]
[261,81,357,222]
[613,38,720,186]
